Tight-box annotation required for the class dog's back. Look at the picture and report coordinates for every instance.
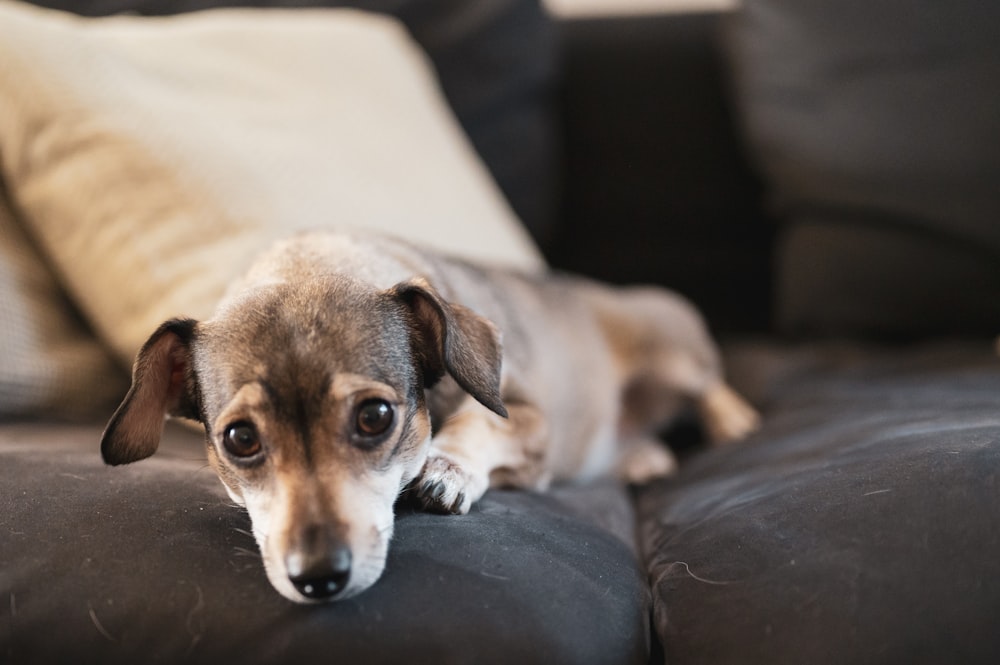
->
[234,230,739,483]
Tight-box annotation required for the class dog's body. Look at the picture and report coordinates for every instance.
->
[102,230,758,603]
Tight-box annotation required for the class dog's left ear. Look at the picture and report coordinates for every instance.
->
[392,278,507,418]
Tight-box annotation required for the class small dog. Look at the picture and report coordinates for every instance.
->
[101,230,759,603]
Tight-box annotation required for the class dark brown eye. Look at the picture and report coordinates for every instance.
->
[355,399,394,438]
[223,422,262,459]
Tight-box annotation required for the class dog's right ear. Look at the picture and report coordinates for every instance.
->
[101,318,201,465]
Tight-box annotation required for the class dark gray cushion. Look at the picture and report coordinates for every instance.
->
[0,423,649,664]
[638,342,1000,663]
[724,0,1000,337]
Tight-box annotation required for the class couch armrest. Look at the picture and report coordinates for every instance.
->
[548,11,773,334]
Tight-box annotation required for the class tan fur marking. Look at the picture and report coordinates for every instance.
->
[699,382,761,445]
[329,373,397,404]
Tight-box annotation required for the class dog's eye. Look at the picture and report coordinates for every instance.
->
[223,422,263,459]
[355,399,394,438]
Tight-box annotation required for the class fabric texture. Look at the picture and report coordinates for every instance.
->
[0,189,126,420]
[639,341,1000,664]
[26,0,560,242]
[724,0,1000,337]
[0,0,542,368]
[0,422,650,665]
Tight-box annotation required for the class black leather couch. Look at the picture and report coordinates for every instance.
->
[3,1,1000,663]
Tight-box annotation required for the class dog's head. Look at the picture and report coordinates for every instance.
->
[101,276,505,603]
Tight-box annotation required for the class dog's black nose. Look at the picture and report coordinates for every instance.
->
[287,546,352,600]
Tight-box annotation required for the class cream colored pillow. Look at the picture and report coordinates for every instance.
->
[0,191,128,419]
[0,1,543,367]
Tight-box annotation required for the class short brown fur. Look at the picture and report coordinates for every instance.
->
[101,230,759,603]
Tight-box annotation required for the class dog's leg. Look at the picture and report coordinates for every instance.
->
[606,287,760,448]
[616,436,678,485]
[698,381,760,445]
[412,398,547,515]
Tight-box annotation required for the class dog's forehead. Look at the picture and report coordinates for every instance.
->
[198,278,415,396]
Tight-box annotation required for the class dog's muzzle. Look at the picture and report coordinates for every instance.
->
[285,528,353,601]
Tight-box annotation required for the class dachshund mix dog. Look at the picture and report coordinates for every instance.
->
[101,231,759,603]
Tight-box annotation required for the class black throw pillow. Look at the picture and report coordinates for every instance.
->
[724,0,1000,338]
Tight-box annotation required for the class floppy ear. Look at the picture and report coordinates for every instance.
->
[101,318,201,465]
[393,278,507,418]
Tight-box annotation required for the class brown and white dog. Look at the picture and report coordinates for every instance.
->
[101,230,759,603]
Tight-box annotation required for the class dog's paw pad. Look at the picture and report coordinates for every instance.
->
[412,455,482,515]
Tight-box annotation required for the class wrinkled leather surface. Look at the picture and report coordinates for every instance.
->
[0,423,649,665]
[640,341,1000,664]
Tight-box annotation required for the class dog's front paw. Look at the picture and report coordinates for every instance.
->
[412,453,486,515]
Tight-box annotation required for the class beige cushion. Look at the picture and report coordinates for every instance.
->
[0,1,543,370]
[0,191,127,418]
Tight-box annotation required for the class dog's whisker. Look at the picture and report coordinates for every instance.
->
[355,556,382,568]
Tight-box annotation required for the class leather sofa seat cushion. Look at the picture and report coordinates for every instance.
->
[0,423,650,665]
[638,342,1000,664]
